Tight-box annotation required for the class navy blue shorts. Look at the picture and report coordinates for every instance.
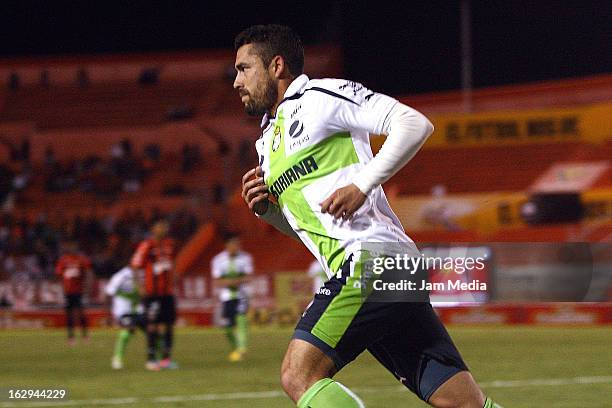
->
[222,298,248,327]
[143,295,176,324]
[294,259,468,401]
[117,313,147,330]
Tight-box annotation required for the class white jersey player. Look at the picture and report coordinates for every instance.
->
[211,233,253,361]
[105,266,145,369]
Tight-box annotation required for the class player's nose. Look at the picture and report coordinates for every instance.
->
[233,74,243,90]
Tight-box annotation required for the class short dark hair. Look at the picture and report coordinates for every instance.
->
[234,24,304,77]
[223,231,240,242]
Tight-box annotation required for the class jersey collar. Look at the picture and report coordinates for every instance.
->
[260,74,310,129]
[283,74,309,99]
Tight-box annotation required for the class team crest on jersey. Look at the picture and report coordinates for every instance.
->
[272,126,282,152]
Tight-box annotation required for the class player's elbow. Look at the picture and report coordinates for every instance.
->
[423,115,434,138]
[413,112,434,144]
[392,104,434,145]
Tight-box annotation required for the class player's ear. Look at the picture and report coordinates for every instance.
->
[269,55,286,79]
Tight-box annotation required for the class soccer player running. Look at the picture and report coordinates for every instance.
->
[55,241,93,345]
[105,265,146,369]
[236,25,502,408]
[130,220,178,371]
[211,232,253,362]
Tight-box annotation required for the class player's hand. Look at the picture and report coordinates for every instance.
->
[241,166,269,215]
[320,184,367,220]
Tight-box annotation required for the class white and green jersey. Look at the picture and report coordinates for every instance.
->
[105,266,140,320]
[256,75,419,279]
[211,250,253,302]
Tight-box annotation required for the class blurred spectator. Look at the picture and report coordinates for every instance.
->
[40,69,50,88]
[44,146,57,169]
[8,72,19,90]
[213,183,226,204]
[144,143,161,163]
[167,104,195,121]
[238,139,252,161]
[120,139,132,157]
[12,162,32,191]
[181,143,202,172]
[0,164,14,205]
[76,68,89,88]
[0,208,200,282]
[19,139,30,163]
[0,137,29,163]
[138,67,159,85]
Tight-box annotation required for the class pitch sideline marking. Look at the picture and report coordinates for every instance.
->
[2,376,611,407]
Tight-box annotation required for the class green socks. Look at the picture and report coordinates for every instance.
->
[484,397,504,408]
[297,378,364,408]
[226,314,248,351]
[235,314,248,351]
[225,326,237,350]
[296,378,500,408]
[113,329,132,360]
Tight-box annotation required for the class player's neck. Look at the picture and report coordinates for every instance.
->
[270,76,294,117]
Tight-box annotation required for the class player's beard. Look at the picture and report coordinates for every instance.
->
[244,75,278,117]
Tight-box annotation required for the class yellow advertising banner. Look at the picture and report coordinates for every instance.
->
[391,192,529,233]
[392,188,612,234]
[274,271,314,324]
[372,102,612,150]
[582,188,612,221]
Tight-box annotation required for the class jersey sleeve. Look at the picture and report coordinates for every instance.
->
[211,255,222,279]
[309,79,433,194]
[310,79,398,135]
[255,138,264,164]
[130,241,150,269]
[81,255,92,270]
[105,269,124,296]
[243,254,254,275]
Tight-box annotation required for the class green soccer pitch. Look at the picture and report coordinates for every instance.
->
[1,326,610,407]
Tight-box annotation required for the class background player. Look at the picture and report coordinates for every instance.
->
[105,265,146,370]
[55,241,93,345]
[211,232,253,362]
[130,220,178,371]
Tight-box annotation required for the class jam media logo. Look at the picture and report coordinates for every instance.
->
[272,126,282,151]
[289,120,304,139]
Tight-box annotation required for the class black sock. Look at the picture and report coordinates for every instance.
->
[66,310,74,339]
[147,330,158,361]
[80,311,88,337]
[163,325,173,359]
